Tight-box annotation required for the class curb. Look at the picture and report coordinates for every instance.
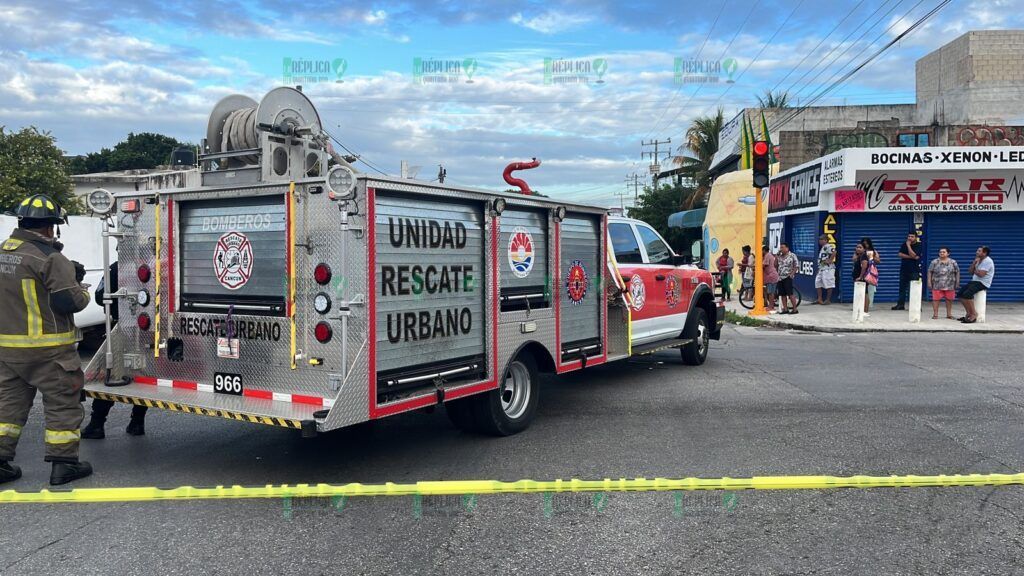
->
[749,317,1023,334]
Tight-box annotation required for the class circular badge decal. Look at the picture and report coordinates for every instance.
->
[507,227,535,278]
[566,259,588,305]
[629,274,646,311]
[213,231,254,290]
[665,275,681,308]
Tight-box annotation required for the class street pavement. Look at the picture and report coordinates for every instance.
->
[2,327,1024,575]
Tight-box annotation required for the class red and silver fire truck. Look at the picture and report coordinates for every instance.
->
[83,87,724,437]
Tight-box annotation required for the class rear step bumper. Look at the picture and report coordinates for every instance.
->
[83,382,320,434]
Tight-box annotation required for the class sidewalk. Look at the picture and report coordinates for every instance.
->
[724,298,1024,333]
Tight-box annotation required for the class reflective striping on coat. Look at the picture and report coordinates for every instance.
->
[0,331,79,348]
[21,279,42,337]
[0,423,23,439]
[44,429,81,444]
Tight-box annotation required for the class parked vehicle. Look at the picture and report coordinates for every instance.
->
[83,88,724,437]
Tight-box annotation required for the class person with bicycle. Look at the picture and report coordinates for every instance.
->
[762,245,779,313]
[776,243,800,314]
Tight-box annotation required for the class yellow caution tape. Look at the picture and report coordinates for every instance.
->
[2,473,1023,504]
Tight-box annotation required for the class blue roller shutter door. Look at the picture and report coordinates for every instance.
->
[839,213,914,303]
[925,213,1024,302]
[789,212,819,298]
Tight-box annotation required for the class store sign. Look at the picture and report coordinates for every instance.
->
[853,170,1024,212]
[768,163,821,214]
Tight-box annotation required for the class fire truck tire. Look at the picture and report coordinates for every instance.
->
[474,353,539,436]
[445,397,479,433]
[680,308,710,366]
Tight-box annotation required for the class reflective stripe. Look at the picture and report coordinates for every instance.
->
[0,331,78,348]
[22,279,42,337]
[0,423,22,439]
[44,429,80,444]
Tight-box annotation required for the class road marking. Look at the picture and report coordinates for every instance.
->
[1,473,1023,504]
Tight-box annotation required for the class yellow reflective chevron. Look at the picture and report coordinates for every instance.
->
[0,423,22,439]
[2,239,22,251]
[44,429,80,444]
[32,199,43,208]
[19,198,29,207]
[22,279,42,337]
[0,331,79,348]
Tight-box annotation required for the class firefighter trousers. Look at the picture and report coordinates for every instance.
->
[0,347,84,463]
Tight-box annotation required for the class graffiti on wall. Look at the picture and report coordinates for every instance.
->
[955,125,1024,147]
[822,132,889,155]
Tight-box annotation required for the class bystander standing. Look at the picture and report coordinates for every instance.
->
[928,247,959,320]
[776,243,800,314]
[814,235,836,305]
[762,245,779,313]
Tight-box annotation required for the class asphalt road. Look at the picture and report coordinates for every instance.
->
[2,326,1024,575]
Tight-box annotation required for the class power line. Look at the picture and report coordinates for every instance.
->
[323,128,389,176]
[638,0,729,142]
[769,0,949,135]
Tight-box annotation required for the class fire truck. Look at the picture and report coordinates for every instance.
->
[82,87,724,437]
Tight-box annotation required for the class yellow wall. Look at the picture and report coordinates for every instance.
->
[703,167,773,293]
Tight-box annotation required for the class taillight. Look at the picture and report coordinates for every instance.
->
[137,314,151,331]
[137,264,151,283]
[121,199,141,213]
[314,321,333,343]
[314,263,332,285]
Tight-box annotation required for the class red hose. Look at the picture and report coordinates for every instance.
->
[503,158,541,195]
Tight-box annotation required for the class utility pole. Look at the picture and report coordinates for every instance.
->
[641,138,672,189]
[624,173,641,204]
[437,164,447,183]
[613,189,630,212]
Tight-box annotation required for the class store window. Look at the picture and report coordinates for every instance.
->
[898,133,930,147]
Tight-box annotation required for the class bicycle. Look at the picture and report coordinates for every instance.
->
[738,282,802,310]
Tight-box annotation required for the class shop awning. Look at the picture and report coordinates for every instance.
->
[668,208,707,229]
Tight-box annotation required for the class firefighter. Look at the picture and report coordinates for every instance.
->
[81,260,148,439]
[0,194,93,485]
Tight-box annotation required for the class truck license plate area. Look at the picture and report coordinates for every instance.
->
[214,372,244,396]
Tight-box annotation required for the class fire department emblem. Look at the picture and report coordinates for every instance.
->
[629,274,646,311]
[213,231,254,290]
[507,227,535,278]
[566,260,588,305]
[665,275,681,308]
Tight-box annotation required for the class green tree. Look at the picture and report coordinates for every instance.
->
[65,132,190,175]
[627,181,699,253]
[0,127,82,214]
[671,107,725,209]
[756,89,791,108]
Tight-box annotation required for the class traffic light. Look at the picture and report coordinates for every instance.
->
[752,140,770,188]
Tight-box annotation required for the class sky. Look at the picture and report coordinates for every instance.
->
[1,0,1022,207]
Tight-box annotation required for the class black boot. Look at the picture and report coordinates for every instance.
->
[81,418,106,440]
[126,418,145,436]
[0,460,21,484]
[50,460,93,486]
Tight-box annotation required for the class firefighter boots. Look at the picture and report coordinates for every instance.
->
[50,460,92,486]
[126,417,145,436]
[81,418,105,440]
[0,460,21,484]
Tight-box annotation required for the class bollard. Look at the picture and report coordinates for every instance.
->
[975,290,987,323]
[852,281,866,323]
[908,279,923,323]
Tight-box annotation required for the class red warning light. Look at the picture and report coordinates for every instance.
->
[753,141,769,156]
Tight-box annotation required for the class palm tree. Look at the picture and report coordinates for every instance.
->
[756,89,791,109]
[670,107,724,209]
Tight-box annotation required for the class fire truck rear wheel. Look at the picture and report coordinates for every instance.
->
[680,308,709,366]
[476,354,539,436]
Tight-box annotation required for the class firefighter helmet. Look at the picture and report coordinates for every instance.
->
[12,194,67,225]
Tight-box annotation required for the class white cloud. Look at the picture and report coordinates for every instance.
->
[509,11,593,34]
